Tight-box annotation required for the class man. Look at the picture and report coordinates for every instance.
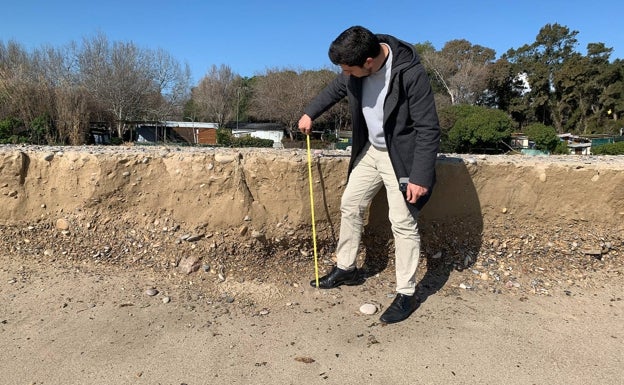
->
[298,26,440,324]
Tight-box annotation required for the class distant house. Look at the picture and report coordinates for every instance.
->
[508,133,549,155]
[228,122,285,147]
[568,142,592,155]
[136,121,218,145]
[510,133,530,150]
[168,121,218,145]
[88,122,112,144]
[558,133,592,155]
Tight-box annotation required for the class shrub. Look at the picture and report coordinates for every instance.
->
[29,115,52,144]
[524,123,559,152]
[446,105,513,153]
[110,137,124,145]
[0,117,28,144]
[216,128,232,146]
[233,135,274,148]
[552,141,570,154]
[592,141,624,155]
[216,128,273,148]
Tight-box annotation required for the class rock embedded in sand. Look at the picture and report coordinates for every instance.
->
[359,303,377,315]
[178,256,201,275]
[145,288,158,296]
[56,218,70,230]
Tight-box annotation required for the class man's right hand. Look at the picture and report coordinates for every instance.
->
[298,114,312,135]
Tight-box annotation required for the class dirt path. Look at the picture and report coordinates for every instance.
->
[1,255,622,385]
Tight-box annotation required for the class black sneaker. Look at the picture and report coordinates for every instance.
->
[310,266,364,289]
[379,293,420,324]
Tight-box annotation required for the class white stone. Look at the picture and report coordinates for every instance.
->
[359,303,377,315]
[145,288,159,296]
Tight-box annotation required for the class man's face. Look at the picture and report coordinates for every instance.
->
[339,58,374,78]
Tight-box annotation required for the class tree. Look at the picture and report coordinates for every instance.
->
[79,34,157,138]
[504,24,579,132]
[38,43,91,144]
[191,64,241,127]
[480,57,524,111]
[420,39,495,105]
[248,68,338,139]
[145,48,191,121]
[0,41,55,130]
[599,59,624,128]
[2,34,192,144]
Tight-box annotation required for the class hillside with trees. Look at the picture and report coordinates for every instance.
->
[1,23,622,153]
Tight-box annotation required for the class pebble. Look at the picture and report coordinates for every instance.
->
[56,218,70,230]
[162,296,170,304]
[145,288,159,296]
[178,256,201,275]
[359,303,377,315]
[185,234,204,242]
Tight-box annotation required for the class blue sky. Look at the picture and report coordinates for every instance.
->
[2,0,622,82]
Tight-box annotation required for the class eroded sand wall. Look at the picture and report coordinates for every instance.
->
[1,147,623,234]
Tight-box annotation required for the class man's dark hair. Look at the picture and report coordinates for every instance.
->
[328,26,381,67]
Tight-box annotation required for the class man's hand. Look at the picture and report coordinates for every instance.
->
[298,114,312,135]
[405,183,428,204]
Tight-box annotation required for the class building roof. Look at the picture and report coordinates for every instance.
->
[568,142,591,148]
[226,122,284,131]
[163,121,218,129]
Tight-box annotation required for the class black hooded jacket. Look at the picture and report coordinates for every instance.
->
[304,34,440,215]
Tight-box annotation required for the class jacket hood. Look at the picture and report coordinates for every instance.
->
[376,34,421,70]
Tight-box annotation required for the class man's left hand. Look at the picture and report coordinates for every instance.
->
[405,183,428,204]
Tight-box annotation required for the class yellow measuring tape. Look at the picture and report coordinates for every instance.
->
[306,135,320,288]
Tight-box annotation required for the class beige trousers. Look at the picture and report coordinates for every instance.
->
[336,143,420,295]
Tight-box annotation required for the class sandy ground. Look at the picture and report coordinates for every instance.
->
[1,146,623,384]
[1,254,622,385]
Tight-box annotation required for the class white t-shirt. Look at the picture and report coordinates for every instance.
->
[362,43,392,149]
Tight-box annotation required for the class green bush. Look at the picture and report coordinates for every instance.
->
[216,128,232,146]
[552,141,570,154]
[110,137,124,145]
[217,128,273,148]
[0,117,23,143]
[592,141,624,155]
[29,115,51,144]
[524,123,559,152]
[446,105,513,153]
[233,135,274,148]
